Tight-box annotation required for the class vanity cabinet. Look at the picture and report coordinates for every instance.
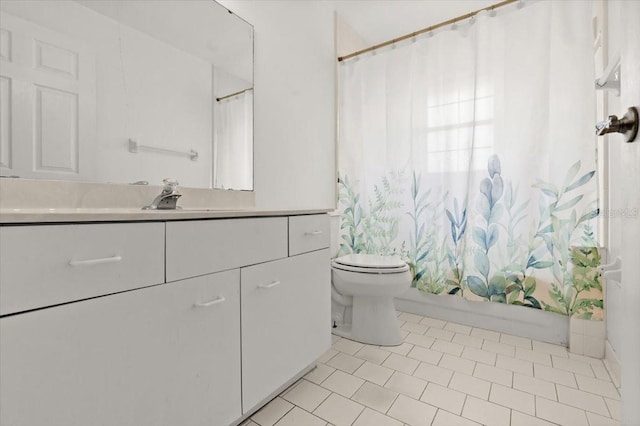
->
[0,212,330,426]
[166,214,331,416]
[0,258,241,426]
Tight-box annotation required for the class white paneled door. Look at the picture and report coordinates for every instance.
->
[0,12,95,180]
[618,1,640,424]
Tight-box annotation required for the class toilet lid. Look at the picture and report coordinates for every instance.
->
[332,254,409,274]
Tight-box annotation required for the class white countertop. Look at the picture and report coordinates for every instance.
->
[0,208,332,224]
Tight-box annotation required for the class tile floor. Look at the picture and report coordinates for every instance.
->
[242,312,621,426]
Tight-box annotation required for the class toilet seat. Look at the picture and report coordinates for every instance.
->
[332,254,409,274]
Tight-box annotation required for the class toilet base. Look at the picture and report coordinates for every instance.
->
[332,296,403,347]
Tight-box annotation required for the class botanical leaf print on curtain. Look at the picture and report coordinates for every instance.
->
[337,0,602,318]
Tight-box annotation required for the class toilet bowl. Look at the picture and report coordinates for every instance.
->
[331,254,412,346]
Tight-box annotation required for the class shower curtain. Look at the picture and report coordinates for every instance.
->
[337,0,602,318]
[214,90,253,190]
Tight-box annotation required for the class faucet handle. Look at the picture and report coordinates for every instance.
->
[162,178,179,193]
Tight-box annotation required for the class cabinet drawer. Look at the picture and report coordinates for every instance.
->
[0,223,165,316]
[288,214,330,256]
[166,217,288,282]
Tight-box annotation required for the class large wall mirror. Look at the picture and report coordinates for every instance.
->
[0,0,254,191]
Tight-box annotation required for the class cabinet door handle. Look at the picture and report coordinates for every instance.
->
[69,255,122,267]
[194,296,226,308]
[257,280,281,289]
[304,230,323,236]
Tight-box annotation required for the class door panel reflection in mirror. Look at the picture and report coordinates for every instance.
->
[0,0,253,190]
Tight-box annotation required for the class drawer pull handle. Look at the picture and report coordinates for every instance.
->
[305,230,323,236]
[69,255,122,267]
[194,296,226,308]
[258,280,281,289]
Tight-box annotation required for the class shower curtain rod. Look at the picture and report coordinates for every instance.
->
[216,87,253,102]
[337,0,518,62]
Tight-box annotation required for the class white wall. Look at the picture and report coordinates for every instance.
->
[219,1,336,211]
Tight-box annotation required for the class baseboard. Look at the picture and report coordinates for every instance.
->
[394,288,569,346]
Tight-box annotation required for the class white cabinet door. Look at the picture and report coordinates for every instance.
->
[0,270,241,426]
[241,249,331,412]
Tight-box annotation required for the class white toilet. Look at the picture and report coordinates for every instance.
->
[331,254,412,346]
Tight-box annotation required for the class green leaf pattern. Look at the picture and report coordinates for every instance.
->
[337,155,602,319]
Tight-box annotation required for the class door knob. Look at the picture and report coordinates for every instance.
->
[595,106,638,142]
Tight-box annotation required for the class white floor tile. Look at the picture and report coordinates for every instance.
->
[382,353,420,375]
[471,327,501,342]
[500,334,532,349]
[352,407,403,426]
[432,409,482,426]
[384,342,414,356]
[333,338,365,356]
[432,339,464,356]
[575,374,621,400]
[473,363,513,387]
[267,313,620,426]
[404,332,436,349]
[461,395,511,426]
[421,382,466,415]
[426,328,456,342]
[590,361,613,382]
[552,355,595,377]
[515,347,552,366]
[513,373,557,400]
[535,396,589,426]
[313,393,364,426]
[444,322,473,335]
[282,379,331,412]
[461,346,497,366]
[384,371,428,400]
[327,352,366,374]
[510,410,557,426]
[556,384,610,416]
[401,321,429,335]
[449,372,491,400]
[534,363,578,388]
[305,363,336,385]
[496,354,534,376]
[251,397,294,426]
[419,316,447,329]
[321,370,365,398]
[355,345,391,365]
[412,362,454,387]
[439,353,476,375]
[483,339,516,357]
[569,352,605,366]
[274,407,327,426]
[388,394,437,426]
[586,412,621,426]
[407,345,443,365]
[453,333,484,349]
[489,383,535,416]
[354,361,394,386]
[318,348,338,364]
[240,420,259,426]
[532,340,569,358]
[605,397,621,421]
[351,381,399,413]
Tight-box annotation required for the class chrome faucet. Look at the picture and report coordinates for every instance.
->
[143,178,182,210]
